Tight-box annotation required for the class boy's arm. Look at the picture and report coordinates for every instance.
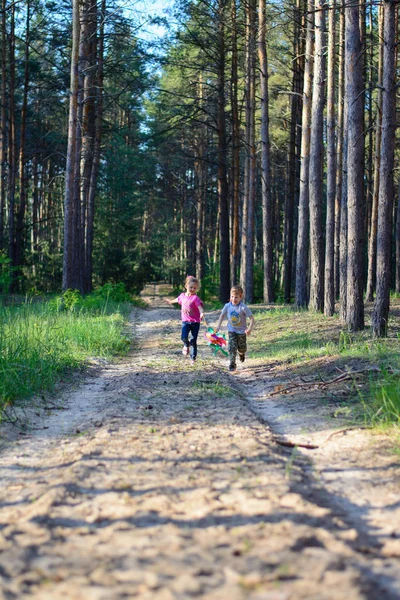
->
[214,311,225,332]
[245,315,255,335]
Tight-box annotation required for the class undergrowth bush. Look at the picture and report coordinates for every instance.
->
[49,283,133,313]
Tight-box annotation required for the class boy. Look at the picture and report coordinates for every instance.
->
[214,285,255,371]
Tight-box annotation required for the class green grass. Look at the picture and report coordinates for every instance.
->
[251,305,400,429]
[361,371,400,426]
[0,295,132,419]
[193,379,233,397]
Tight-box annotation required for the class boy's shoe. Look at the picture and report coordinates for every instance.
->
[182,345,189,356]
[229,364,236,372]
[239,353,245,363]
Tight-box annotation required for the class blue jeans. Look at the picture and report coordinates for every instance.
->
[181,322,201,360]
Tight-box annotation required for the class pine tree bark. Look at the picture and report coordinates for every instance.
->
[195,76,206,282]
[217,0,230,302]
[324,0,336,316]
[345,2,365,331]
[85,0,104,293]
[372,0,396,337]
[62,0,80,291]
[80,0,97,292]
[365,5,384,302]
[8,0,16,270]
[258,0,274,302]
[240,0,256,302]
[339,98,348,324]
[15,0,30,270]
[230,0,240,286]
[308,0,325,312]
[334,7,344,300]
[295,0,313,308]
[0,0,7,252]
[396,175,400,293]
[365,3,374,245]
[283,0,301,303]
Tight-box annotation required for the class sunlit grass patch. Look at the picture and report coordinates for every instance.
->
[252,306,399,366]
[0,297,132,418]
[361,370,400,426]
[251,307,342,362]
[193,379,233,397]
[251,304,400,431]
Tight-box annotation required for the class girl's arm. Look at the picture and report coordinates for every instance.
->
[166,297,180,305]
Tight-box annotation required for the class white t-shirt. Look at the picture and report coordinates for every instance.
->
[221,301,252,334]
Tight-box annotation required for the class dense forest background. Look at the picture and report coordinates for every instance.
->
[0,0,398,335]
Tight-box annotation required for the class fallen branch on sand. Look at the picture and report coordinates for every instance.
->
[273,438,319,449]
[269,366,388,397]
[272,425,373,451]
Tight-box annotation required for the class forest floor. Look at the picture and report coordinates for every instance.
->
[0,284,399,599]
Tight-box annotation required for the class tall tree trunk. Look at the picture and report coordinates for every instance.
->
[365,2,374,243]
[283,0,301,303]
[62,0,80,291]
[0,0,7,252]
[80,0,97,293]
[334,6,345,299]
[339,98,348,323]
[365,5,384,301]
[31,153,39,276]
[15,0,30,270]
[230,0,240,286]
[258,0,274,302]
[85,0,104,294]
[324,0,336,316]
[345,2,365,331]
[396,175,400,293]
[195,76,206,283]
[8,0,16,269]
[295,0,313,308]
[372,0,396,337]
[240,0,256,302]
[308,0,325,312]
[217,0,230,302]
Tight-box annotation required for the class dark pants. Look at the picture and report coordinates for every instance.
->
[181,321,201,359]
[228,332,247,367]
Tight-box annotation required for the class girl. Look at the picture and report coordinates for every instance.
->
[166,276,204,364]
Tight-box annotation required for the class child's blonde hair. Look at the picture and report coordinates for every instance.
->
[185,275,200,290]
[231,284,244,296]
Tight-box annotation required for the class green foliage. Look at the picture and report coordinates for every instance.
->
[91,283,132,303]
[0,252,15,294]
[49,284,133,314]
[200,273,220,303]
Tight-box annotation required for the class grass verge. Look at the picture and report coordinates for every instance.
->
[0,288,133,421]
[250,303,400,429]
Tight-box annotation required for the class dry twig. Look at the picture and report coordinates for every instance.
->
[269,366,386,397]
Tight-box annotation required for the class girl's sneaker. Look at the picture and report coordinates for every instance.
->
[182,345,189,356]
[190,358,196,366]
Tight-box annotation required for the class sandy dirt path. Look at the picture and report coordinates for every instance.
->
[0,286,399,599]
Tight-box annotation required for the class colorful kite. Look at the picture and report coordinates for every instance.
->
[204,327,228,356]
